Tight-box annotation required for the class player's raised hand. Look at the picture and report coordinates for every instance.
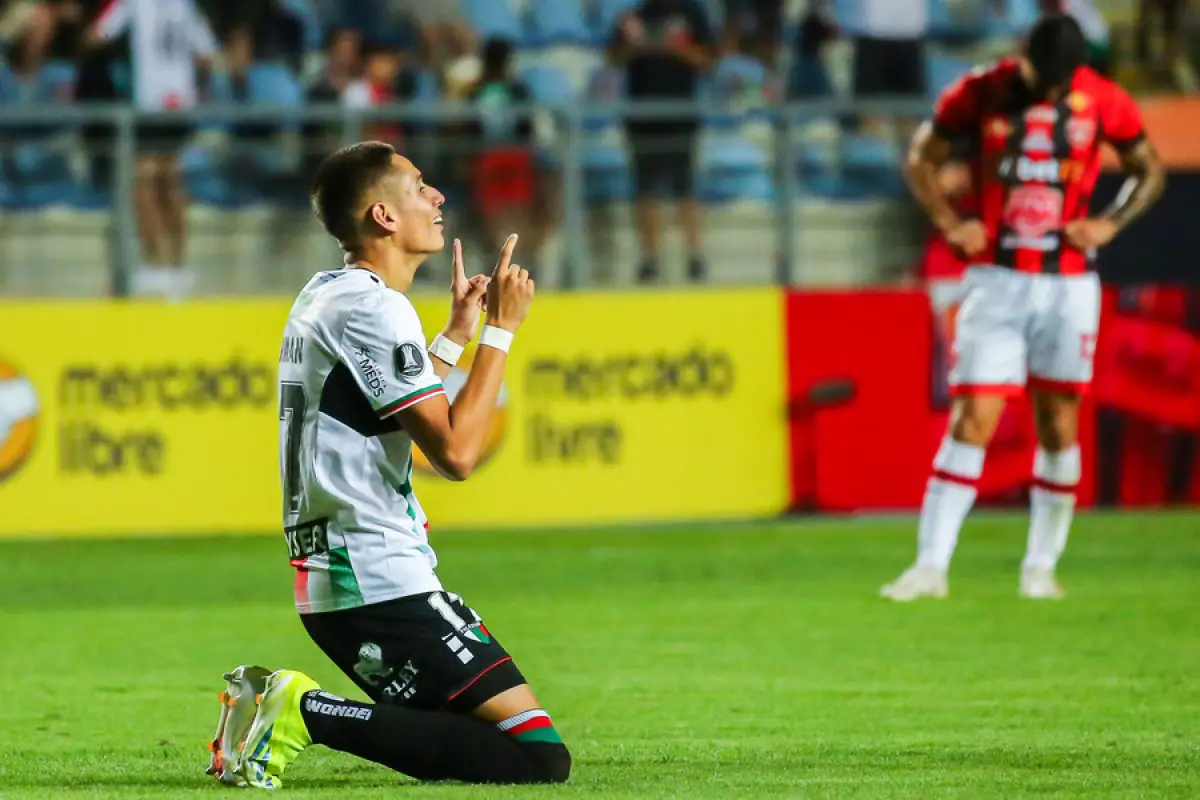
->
[947,219,989,258]
[444,238,490,344]
[1063,218,1118,251]
[486,234,535,332]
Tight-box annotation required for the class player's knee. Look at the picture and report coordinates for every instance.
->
[1034,404,1078,450]
[948,400,1001,446]
[520,741,571,784]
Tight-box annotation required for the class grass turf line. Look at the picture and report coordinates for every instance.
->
[0,514,1196,798]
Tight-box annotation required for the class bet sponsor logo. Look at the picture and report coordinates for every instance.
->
[0,359,39,485]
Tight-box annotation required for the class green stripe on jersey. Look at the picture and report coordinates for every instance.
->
[379,384,444,416]
[327,546,364,607]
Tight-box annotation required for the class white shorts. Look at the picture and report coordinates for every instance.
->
[950,266,1101,396]
[927,277,965,316]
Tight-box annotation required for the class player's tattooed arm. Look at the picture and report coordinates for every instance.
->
[904,122,959,233]
[1103,139,1166,231]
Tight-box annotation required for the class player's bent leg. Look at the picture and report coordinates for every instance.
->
[470,683,571,783]
[1021,388,1084,599]
[241,675,570,787]
[881,392,1009,601]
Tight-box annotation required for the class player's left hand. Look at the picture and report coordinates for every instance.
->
[1063,218,1119,251]
[445,238,490,345]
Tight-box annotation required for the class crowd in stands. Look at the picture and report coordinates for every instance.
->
[0,0,1181,294]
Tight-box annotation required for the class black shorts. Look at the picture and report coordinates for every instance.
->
[629,132,696,199]
[301,590,527,714]
[852,36,926,98]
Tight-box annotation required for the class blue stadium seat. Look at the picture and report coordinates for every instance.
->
[595,0,642,39]
[462,0,523,43]
[582,144,631,202]
[707,55,770,130]
[698,134,773,202]
[527,0,592,46]
[582,65,624,133]
[929,0,986,42]
[0,63,16,105]
[840,133,904,198]
[37,60,77,103]
[519,65,574,105]
[247,63,303,105]
[985,0,1039,37]
[926,53,974,100]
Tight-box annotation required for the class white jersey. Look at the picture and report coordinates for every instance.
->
[93,0,217,111]
[278,268,447,614]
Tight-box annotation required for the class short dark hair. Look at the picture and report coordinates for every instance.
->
[1025,14,1088,87]
[309,142,397,244]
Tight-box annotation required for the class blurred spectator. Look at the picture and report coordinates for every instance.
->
[85,0,218,298]
[847,0,928,132]
[306,27,361,101]
[789,0,837,98]
[608,0,715,285]
[1134,0,1192,87]
[1,0,82,80]
[343,42,419,148]
[721,0,782,66]
[302,27,362,176]
[460,38,539,266]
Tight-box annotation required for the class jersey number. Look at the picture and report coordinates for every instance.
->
[279,382,307,516]
[428,592,481,633]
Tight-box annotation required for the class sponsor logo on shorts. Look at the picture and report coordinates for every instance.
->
[303,697,372,720]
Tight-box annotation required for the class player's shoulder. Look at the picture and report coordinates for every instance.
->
[951,56,1021,93]
[1073,66,1133,102]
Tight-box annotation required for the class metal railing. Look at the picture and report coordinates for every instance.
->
[0,99,931,295]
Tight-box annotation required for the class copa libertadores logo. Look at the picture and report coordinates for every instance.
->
[0,360,39,484]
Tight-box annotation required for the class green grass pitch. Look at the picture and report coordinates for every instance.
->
[0,514,1197,799]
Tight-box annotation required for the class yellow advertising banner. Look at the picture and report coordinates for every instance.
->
[0,289,787,537]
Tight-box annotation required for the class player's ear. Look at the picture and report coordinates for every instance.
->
[368,202,399,233]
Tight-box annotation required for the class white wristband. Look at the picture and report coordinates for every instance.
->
[479,325,514,354]
[428,333,464,367]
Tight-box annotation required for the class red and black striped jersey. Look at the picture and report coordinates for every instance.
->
[932,58,1145,275]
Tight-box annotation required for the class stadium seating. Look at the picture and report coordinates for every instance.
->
[594,0,641,39]
[462,0,524,43]
[527,0,593,47]
[520,65,575,105]
[926,52,975,99]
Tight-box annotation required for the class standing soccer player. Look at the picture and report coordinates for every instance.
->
[207,142,569,788]
[881,15,1165,601]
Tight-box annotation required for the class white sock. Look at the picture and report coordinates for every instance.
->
[916,437,986,572]
[1023,445,1080,571]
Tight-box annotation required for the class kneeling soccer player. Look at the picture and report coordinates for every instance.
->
[207,142,568,789]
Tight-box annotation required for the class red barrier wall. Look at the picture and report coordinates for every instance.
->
[785,289,1106,512]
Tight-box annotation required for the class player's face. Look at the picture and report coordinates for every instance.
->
[389,155,446,255]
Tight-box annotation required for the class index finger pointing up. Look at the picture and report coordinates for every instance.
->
[451,238,466,287]
[493,234,519,276]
